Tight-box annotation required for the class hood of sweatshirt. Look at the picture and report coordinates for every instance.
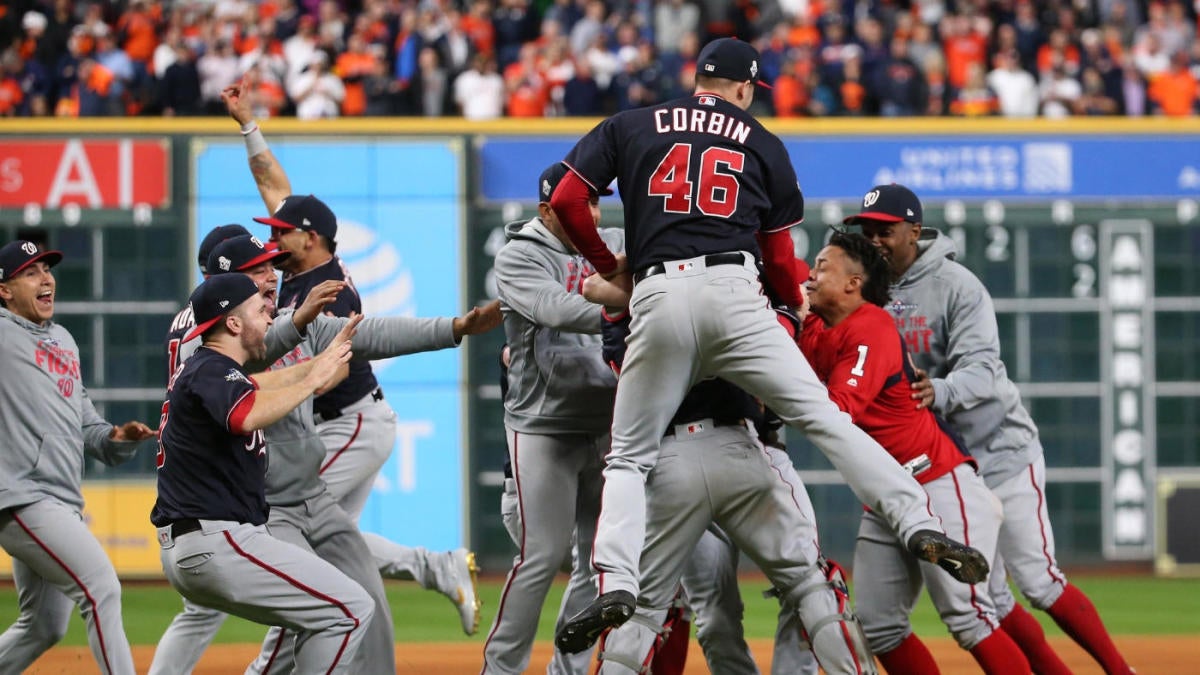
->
[895,227,958,290]
[504,217,575,254]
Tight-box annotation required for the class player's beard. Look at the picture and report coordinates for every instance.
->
[242,327,268,362]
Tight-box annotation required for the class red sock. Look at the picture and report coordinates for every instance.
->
[1046,583,1135,675]
[970,629,1032,674]
[877,633,940,675]
[648,616,690,675]
[1000,604,1073,675]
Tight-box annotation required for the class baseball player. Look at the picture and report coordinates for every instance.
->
[481,162,624,675]
[0,240,155,675]
[548,37,988,650]
[587,273,875,675]
[851,183,1135,675]
[153,273,374,674]
[150,227,350,675]
[224,81,481,633]
[799,231,1030,674]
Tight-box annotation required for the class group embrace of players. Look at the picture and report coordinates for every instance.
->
[0,36,1137,675]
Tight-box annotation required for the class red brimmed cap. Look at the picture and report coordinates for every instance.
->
[539,162,613,201]
[0,240,63,282]
[198,224,251,274]
[206,234,291,276]
[843,184,923,225]
[253,194,338,240]
[183,274,260,342]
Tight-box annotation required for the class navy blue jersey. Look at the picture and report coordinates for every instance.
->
[564,93,805,271]
[151,347,269,526]
[277,256,379,417]
[602,314,761,428]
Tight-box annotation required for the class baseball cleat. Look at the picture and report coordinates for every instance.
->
[907,530,990,584]
[555,590,636,654]
[444,548,481,635]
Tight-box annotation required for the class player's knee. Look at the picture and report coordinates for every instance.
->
[344,586,376,630]
[20,610,70,650]
[1023,580,1067,611]
[693,606,743,652]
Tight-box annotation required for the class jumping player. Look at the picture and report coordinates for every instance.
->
[548,37,988,650]
[153,273,374,674]
[481,163,623,675]
[584,264,874,674]
[0,240,155,675]
[223,81,481,633]
[852,184,1136,675]
[800,232,1030,674]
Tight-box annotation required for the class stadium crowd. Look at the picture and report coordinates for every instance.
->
[0,0,1197,119]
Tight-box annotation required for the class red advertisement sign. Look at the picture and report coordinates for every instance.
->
[0,139,170,208]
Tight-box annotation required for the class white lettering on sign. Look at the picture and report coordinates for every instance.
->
[46,140,103,207]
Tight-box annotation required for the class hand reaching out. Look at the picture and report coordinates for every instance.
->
[307,315,361,391]
[453,300,503,340]
[910,362,935,410]
[110,421,155,442]
[292,280,346,330]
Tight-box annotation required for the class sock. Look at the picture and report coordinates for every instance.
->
[876,633,940,675]
[1000,604,1073,675]
[648,618,690,675]
[1046,583,1135,675]
[970,629,1032,674]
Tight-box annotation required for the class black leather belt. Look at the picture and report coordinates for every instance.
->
[171,518,202,537]
[315,387,384,423]
[663,417,747,438]
[634,252,747,284]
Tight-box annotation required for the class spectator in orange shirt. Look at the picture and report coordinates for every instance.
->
[772,58,807,118]
[0,62,25,116]
[504,42,547,116]
[1148,50,1199,116]
[335,33,376,116]
[1036,29,1081,77]
[942,13,989,89]
[839,54,868,115]
[462,0,496,56]
[117,0,160,67]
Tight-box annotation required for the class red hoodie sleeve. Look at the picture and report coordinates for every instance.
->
[757,228,803,308]
[550,170,619,275]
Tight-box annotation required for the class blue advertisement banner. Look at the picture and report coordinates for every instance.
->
[478,135,1200,202]
[193,139,466,550]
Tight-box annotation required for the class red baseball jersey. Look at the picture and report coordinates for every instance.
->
[800,304,972,484]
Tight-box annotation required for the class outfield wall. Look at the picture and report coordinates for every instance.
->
[0,117,1197,576]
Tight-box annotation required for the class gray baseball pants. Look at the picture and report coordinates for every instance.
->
[0,499,135,675]
[593,253,943,598]
[158,520,373,675]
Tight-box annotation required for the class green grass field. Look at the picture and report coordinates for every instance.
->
[1,574,1197,646]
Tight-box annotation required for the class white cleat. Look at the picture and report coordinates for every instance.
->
[444,548,481,635]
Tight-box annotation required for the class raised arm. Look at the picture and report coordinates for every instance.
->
[238,324,356,432]
[222,77,292,214]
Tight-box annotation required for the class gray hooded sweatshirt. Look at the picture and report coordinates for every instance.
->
[261,310,457,505]
[0,308,145,512]
[888,228,1039,487]
[494,218,624,435]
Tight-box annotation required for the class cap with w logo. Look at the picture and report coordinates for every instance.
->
[0,240,63,282]
[843,184,923,225]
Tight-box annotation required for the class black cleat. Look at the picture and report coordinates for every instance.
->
[907,530,990,584]
[554,590,636,654]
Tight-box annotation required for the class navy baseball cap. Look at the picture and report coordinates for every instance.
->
[0,240,63,282]
[696,38,770,88]
[206,234,291,276]
[183,274,261,342]
[843,184,923,225]
[253,194,338,240]
[198,224,250,273]
[539,163,612,202]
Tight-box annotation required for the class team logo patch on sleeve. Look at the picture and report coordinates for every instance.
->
[225,369,252,384]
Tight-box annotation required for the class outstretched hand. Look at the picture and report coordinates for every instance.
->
[453,300,503,340]
[583,272,631,310]
[293,280,346,330]
[221,77,254,125]
[110,421,155,442]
